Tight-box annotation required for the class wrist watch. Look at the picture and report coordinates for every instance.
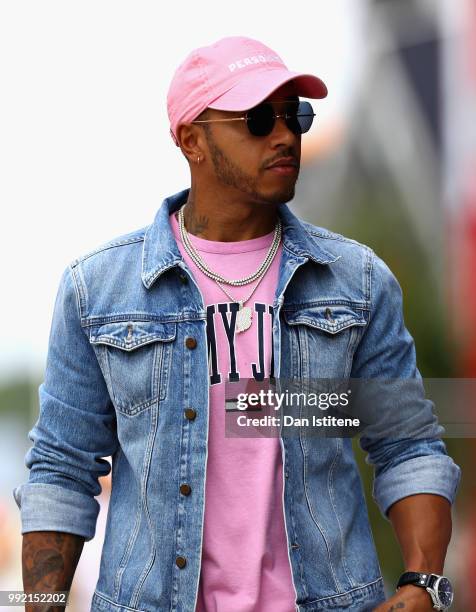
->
[397,571,454,610]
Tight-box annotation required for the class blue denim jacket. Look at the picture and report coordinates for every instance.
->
[13,188,461,612]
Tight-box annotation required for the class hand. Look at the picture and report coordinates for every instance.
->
[373,585,435,611]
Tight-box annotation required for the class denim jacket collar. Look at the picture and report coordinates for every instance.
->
[141,187,341,289]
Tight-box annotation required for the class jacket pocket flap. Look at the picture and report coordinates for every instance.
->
[90,320,177,350]
[284,305,367,334]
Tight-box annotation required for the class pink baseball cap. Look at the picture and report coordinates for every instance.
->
[167,36,328,146]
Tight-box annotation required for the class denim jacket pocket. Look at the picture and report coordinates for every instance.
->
[90,320,176,416]
[283,304,367,388]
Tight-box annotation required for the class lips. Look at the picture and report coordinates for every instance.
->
[266,157,299,176]
[266,157,298,169]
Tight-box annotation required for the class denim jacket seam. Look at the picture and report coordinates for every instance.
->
[306,228,374,255]
[113,483,143,599]
[71,233,147,266]
[367,250,376,327]
[285,452,309,601]
[344,325,364,375]
[82,314,202,328]
[305,225,361,244]
[303,576,384,606]
[93,589,148,612]
[114,394,159,417]
[283,300,370,312]
[307,232,362,246]
[282,241,308,262]
[68,263,91,332]
[301,433,342,592]
[130,406,159,607]
[327,437,357,588]
[364,246,373,303]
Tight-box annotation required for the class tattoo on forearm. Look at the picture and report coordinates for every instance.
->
[26,547,64,587]
[22,531,84,609]
[387,602,405,610]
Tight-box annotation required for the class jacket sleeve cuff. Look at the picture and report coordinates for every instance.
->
[373,455,462,519]
[13,482,100,542]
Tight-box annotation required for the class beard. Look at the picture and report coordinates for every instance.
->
[204,132,297,206]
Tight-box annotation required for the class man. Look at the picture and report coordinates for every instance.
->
[14,36,460,611]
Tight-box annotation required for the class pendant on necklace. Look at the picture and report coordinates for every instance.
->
[236,301,252,333]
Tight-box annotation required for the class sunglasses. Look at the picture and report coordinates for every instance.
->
[191,100,315,137]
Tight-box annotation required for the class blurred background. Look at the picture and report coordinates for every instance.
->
[1,0,475,609]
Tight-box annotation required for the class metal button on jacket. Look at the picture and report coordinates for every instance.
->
[175,556,187,569]
[180,483,191,496]
[185,336,197,349]
[184,408,196,420]
[325,307,336,325]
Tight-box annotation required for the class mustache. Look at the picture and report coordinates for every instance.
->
[263,149,299,168]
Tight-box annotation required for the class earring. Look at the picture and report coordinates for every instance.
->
[197,155,201,164]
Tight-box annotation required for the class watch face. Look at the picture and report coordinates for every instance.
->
[436,577,454,607]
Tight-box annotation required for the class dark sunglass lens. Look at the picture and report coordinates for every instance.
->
[285,114,301,135]
[295,101,315,134]
[247,104,275,136]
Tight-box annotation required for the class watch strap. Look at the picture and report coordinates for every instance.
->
[397,571,437,589]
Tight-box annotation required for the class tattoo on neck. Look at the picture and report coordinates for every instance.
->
[183,200,209,237]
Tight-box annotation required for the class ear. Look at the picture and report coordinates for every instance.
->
[176,123,206,164]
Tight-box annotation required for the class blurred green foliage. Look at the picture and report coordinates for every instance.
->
[0,377,37,423]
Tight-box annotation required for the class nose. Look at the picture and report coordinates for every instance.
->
[269,114,299,146]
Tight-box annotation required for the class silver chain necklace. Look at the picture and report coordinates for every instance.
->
[178,204,282,286]
[177,204,282,332]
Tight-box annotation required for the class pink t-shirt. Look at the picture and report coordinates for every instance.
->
[170,211,297,612]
